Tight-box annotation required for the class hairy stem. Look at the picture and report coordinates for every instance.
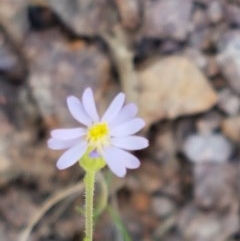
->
[84,170,96,241]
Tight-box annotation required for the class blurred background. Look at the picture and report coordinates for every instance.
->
[0,0,240,240]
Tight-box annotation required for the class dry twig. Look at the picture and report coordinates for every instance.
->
[100,26,139,103]
[19,181,84,241]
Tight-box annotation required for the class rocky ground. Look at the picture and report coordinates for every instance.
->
[0,0,240,240]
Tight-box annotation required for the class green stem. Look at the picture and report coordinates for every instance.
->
[84,170,96,241]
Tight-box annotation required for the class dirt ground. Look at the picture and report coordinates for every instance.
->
[0,0,239,241]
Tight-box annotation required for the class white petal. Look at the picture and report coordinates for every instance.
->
[110,103,138,127]
[56,141,88,170]
[101,93,125,122]
[110,118,145,137]
[122,152,140,169]
[102,146,140,175]
[111,136,149,150]
[110,147,140,169]
[67,96,92,126]
[82,88,99,122]
[51,128,86,140]
[102,146,127,177]
[47,138,80,150]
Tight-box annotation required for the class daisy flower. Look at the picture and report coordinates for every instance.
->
[47,87,149,177]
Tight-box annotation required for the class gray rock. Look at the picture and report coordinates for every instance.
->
[196,111,222,134]
[226,4,240,27]
[0,110,15,184]
[205,56,220,78]
[217,31,240,95]
[143,0,193,41]
[0,35,18,72]
[183,48,208,71]
[178,204,239,241]
[207,1,223,24]
[192,8,209,30]
[24,30,110,128]
[183,133,232,163]
[0,32,26,82]
[152,196,176,218]
[218,88,240,115]
[0,0,29,41]
[48,0,115,36]
[194,163,239,210]
[189,27,213,51]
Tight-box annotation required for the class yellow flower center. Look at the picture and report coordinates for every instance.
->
[87,122,110,148]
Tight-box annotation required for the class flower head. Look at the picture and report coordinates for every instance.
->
[47,87,149,177]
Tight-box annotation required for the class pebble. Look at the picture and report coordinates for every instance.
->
[193,163,239,210]
[183,133,232,163]
[196,111,222,134]
[143,0,193,41]
[178,204,239,241]
[217,31,240,95]
[207,1,223,24]
[226,4,240,27]
[151,196,176,218]
[0,0,29,41]
[48,0,114,36]
[218,88,240,115]
[131,191,151,213]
